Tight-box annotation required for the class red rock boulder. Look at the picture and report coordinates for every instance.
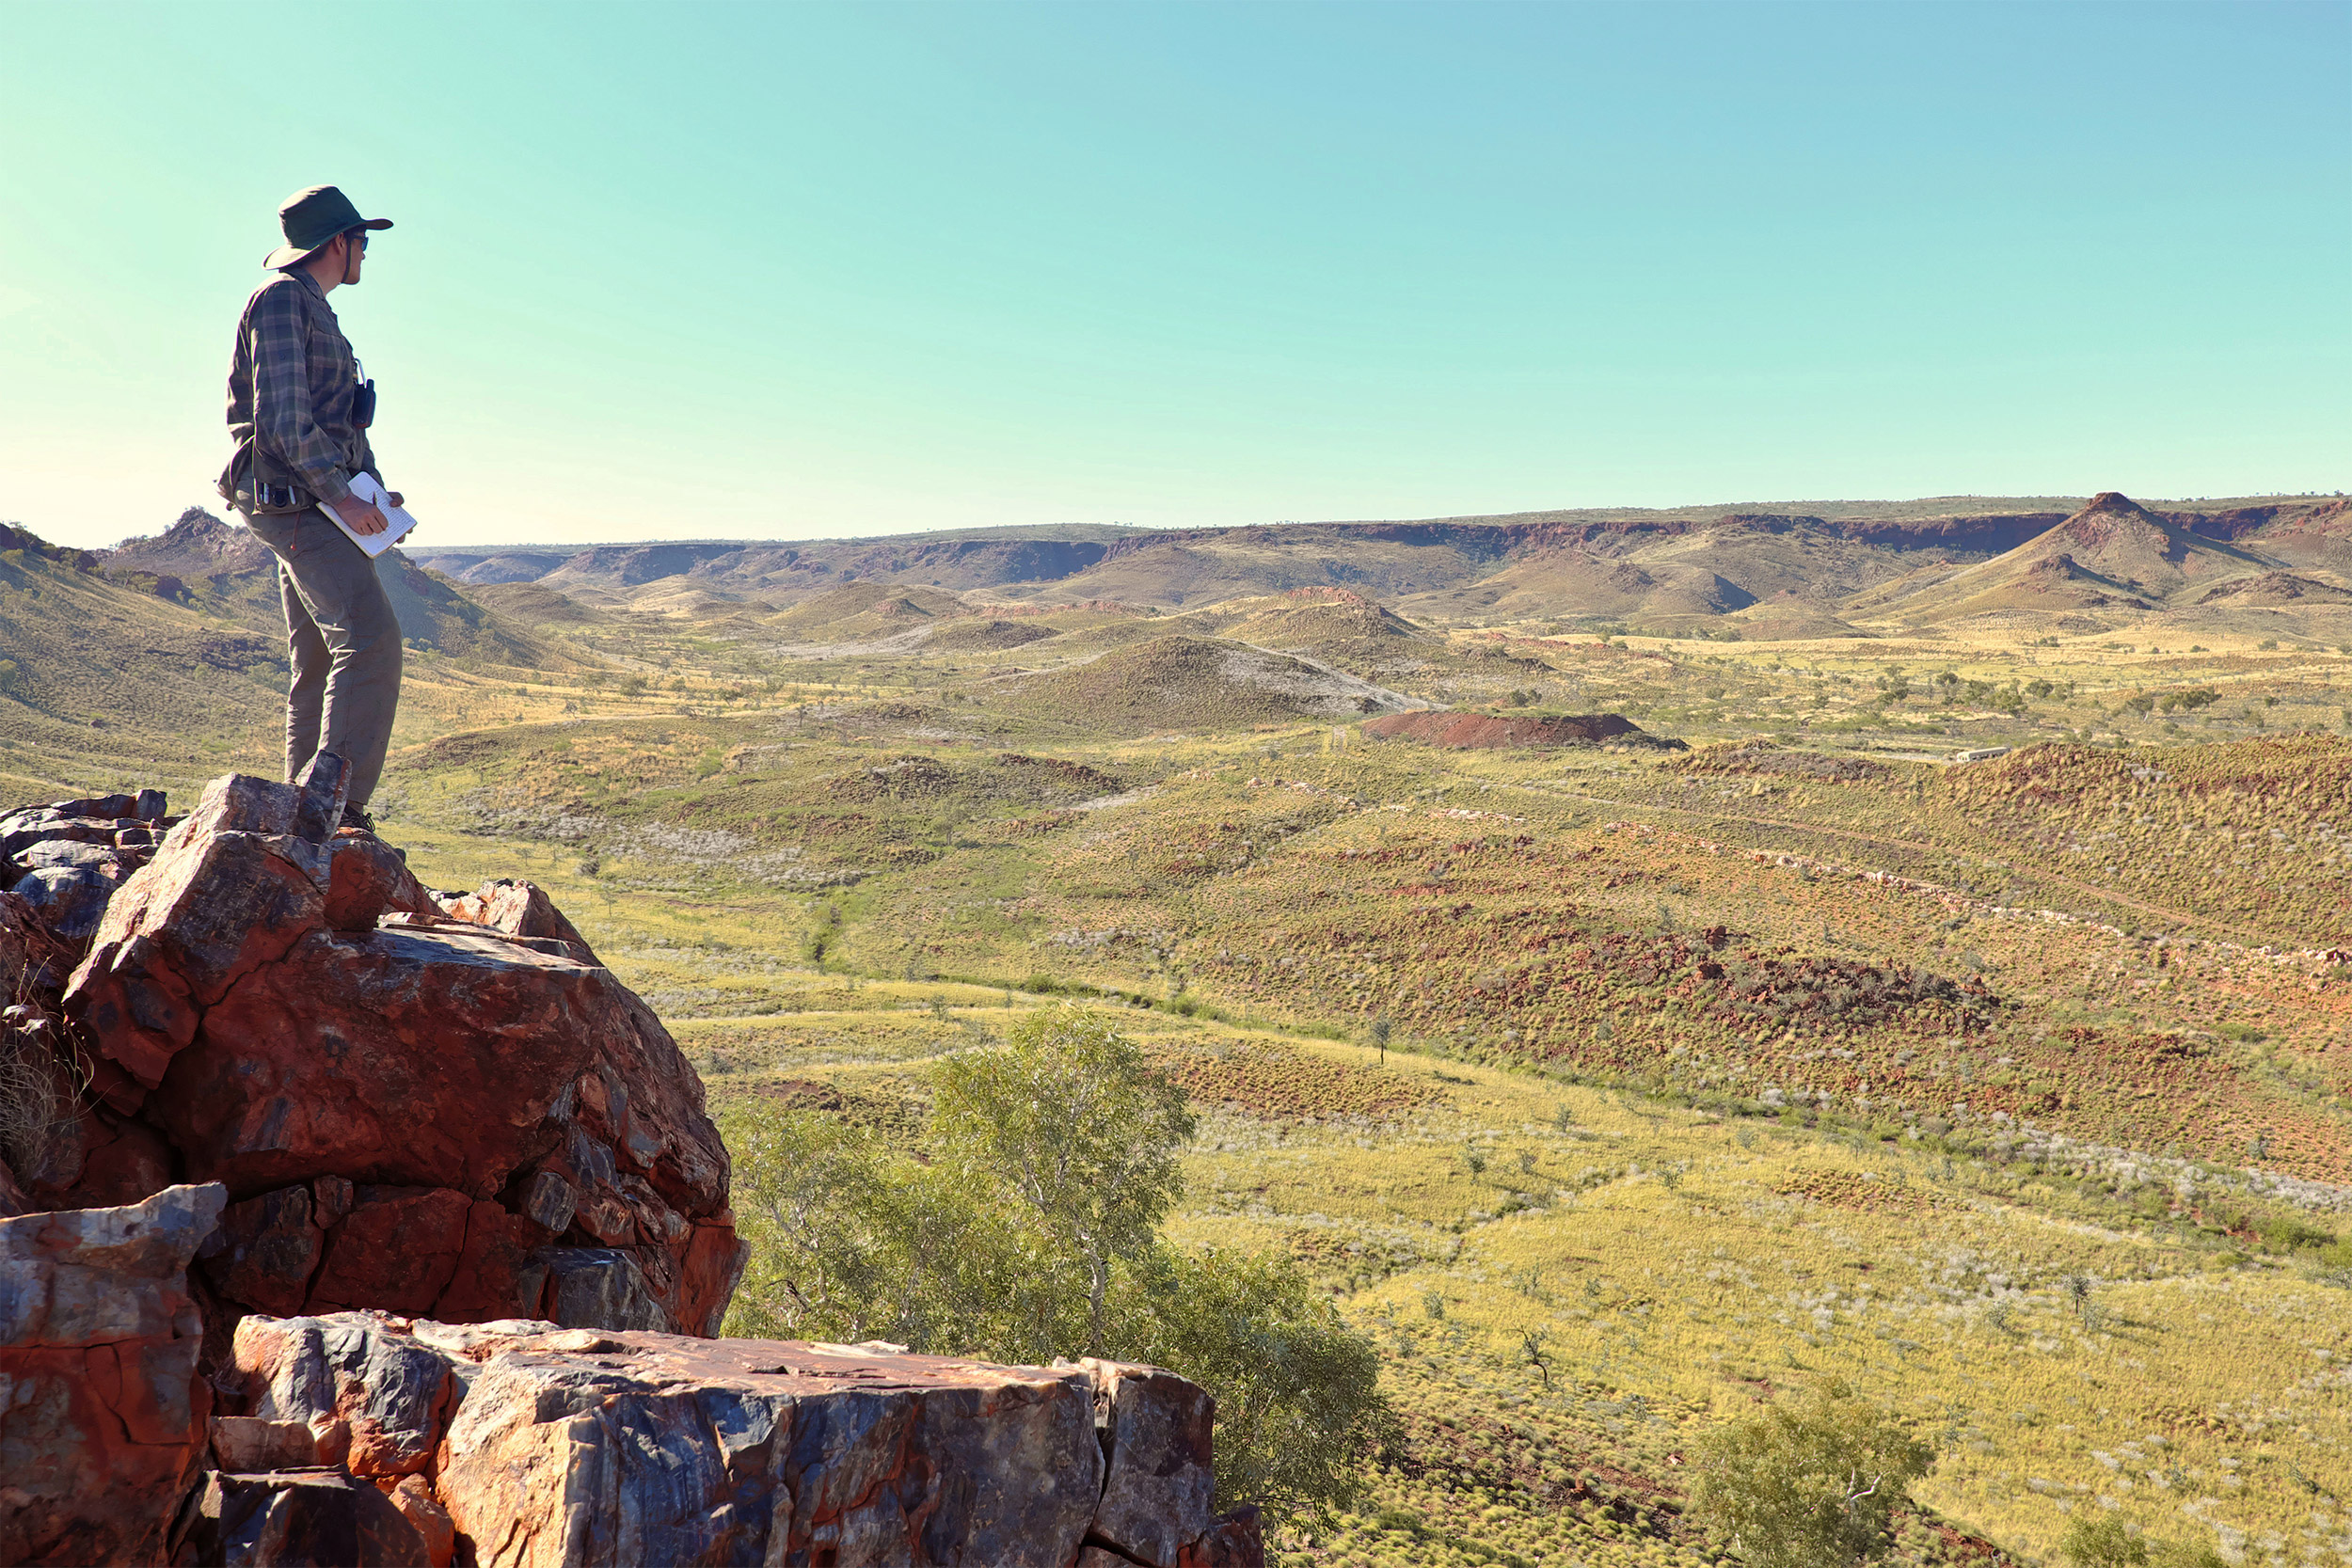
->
[0,1182,226,1567]
[56,768,741,1336]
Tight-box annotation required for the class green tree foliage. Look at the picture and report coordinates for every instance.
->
[1687,1382,1936,1568]
[1111,1245,1393,1522]
[720,1006,1391,1526]
[721,1103,1055,1357]
[932,1006,1197,1354]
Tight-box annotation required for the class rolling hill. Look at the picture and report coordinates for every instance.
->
[103,508,579,669]
[992,633,1421,735]
[1862,493,2279,625]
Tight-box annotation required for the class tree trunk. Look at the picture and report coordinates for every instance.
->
[1087,1251,1108,1355]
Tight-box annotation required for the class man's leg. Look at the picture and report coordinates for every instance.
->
[237,510,405,809]
[278,560,329,784]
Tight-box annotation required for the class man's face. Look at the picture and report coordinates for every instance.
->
[341,230,366,286]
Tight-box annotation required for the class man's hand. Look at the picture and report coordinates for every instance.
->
[331,493,388,536]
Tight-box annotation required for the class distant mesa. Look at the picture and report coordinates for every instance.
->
[74,487,2352,641]
[1863,491,2273,625]
[1361,710,1684,751]
[444,549,575,586]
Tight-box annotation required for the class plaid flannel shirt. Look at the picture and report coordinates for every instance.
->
[221,268,377,509]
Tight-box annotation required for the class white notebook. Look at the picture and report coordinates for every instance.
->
[316,471,417,558]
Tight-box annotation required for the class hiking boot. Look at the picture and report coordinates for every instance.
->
[339,802,376,834]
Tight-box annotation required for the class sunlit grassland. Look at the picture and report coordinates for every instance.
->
[331,619,2352,1565]
[377,706,2352,1187]
[402,903,2344,1567]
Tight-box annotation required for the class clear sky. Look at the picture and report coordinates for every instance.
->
[1,1,2344,552]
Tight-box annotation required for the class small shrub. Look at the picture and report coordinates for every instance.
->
[2060,1516,2227,1568]
[1687,1382,1935,1568]
[2062,1516,2149,1567]
[2255,1212,2337,1253]
[0,1046,67,1181]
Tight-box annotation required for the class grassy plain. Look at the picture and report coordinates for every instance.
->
[17,550,2352,1566]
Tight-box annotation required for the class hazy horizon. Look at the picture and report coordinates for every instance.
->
[39,486,2338,562]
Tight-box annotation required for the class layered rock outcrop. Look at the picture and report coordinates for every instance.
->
[5,1195,1259,1567]
[0,764,746,1336]
[215,1310,1255,1568]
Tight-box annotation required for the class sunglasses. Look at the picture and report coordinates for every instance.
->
[344,230,370,254]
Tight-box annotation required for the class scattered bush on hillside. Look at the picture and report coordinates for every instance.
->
[2059,1515,2227,1567]
[1687,1381,1935,1568]
[722,1006,1391,1526]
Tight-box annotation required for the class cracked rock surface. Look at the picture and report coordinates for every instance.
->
[215,1311,1261,1568]
[0,1181,224,1567]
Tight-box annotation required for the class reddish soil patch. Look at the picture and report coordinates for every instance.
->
[1362,710,1666,749]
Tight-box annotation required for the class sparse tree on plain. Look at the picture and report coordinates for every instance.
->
[1688,1381,1935,1568]
[720,1007,1389,1527]
[930,1006,1196,1354]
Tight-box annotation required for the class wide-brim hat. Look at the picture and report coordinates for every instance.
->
[263,185,393,269]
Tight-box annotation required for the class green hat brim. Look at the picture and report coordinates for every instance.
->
[262,216,392,271]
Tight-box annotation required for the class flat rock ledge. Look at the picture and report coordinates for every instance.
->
[4,1187,1260,1567]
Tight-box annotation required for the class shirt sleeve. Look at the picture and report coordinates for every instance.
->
[247,285,352,503]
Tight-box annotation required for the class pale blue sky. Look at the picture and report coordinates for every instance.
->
[1,1,2344,551]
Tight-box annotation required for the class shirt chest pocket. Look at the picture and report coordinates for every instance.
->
[306,323,357,404]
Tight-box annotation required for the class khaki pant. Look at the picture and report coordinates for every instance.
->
[236,505,404,809]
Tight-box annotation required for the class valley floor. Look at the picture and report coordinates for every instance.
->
[378,813,2352,1568]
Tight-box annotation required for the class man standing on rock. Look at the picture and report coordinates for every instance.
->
[218,185,407,834]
